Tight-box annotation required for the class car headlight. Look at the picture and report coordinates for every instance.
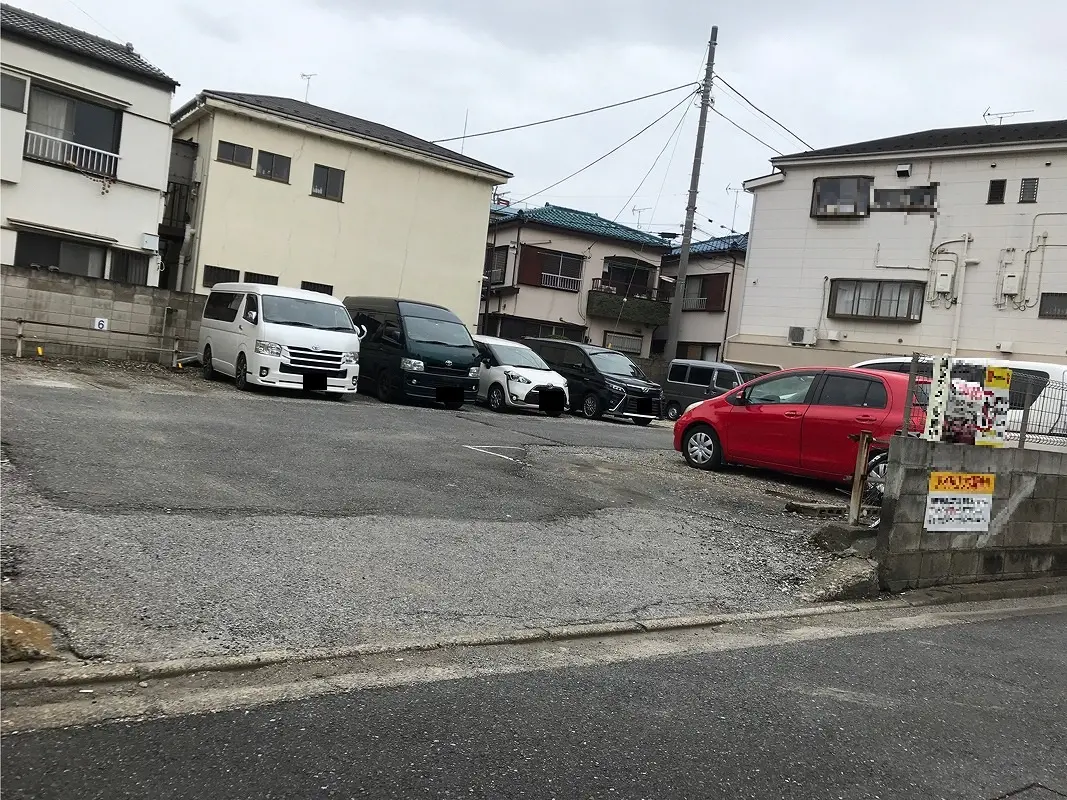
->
[468,366,481,378]
[254,340,282,357]
[607,382,627,394]
[504,370,530,384]
[685,401,704,414]
[341,351,359,365]
[401,358,424,372]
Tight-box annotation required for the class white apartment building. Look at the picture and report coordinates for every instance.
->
[481,203,672,357]
[170,91,511,327]
[656,233,747,361]
[0,4,176,286]
[729,120,1067,369]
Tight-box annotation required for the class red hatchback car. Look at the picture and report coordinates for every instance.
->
[674,367,920,483]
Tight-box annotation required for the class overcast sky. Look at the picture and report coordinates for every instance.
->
[22,0,1067,238]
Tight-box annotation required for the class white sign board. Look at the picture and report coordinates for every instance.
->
[92,318,109,331]
[923,472,995,532]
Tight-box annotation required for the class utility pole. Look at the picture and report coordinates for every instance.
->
[664,26,717,363]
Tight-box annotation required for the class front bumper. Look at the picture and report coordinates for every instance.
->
[606,390,662,420]
[403,370,479,402]
[246,352,359,393]
[506,382,570,411]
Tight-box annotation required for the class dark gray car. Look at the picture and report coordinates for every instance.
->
[662,359,765,420]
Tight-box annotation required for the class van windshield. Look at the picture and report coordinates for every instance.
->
[591,351,646,379]
[405,316,473,347]
[261,296,354,331]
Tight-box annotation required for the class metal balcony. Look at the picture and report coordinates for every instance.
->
[24,130,119,179]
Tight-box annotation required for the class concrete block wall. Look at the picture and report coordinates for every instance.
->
[0,265,205,363]
[876,436,1067,591]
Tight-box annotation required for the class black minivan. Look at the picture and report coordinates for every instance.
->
[523,338,662,425]
[343,297,480,408]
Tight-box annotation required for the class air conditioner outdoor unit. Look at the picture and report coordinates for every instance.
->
[787,326,817,346]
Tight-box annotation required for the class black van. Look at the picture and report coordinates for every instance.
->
[523,338,662,425]
[343,297,480,408]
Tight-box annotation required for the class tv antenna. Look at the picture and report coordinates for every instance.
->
[631,205,651,228]
[300,73,317,103]
[726,184,744,233]
[982,107,1033,125]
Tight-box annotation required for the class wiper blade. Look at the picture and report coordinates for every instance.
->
[326,326,355,331]
[418,339,461,346]
[274,320,315,328]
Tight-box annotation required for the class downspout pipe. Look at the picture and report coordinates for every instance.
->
[720,253,740,360]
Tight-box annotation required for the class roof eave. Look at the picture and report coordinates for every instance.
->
[771,139,1067,168]
[0,28,178,89]
[199,91,512,181]
[488,216,669,250]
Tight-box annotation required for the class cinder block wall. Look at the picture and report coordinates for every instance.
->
[0,265,205,363]
[876,436,1067,591]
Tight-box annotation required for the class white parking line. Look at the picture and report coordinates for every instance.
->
[462,445,525,463]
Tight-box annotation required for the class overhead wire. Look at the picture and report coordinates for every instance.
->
[514,88,699,205]
[713,74,813,150]
[431,82,699,144]
[709,106,785,156]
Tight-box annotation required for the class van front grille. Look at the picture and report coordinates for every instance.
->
[287,346,343,371]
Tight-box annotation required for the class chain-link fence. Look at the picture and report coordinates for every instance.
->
[897,353,1067,448]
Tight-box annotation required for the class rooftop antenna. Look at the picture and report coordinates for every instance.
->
[726,184,744,233]
[631,205,651,228]
[460,108,469,154]
[300,73,317,103]
[982,107,1033,125]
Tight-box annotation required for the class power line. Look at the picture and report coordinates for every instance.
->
[613,92,695,222]
[514,89,699,205]
[713,74,813,150]
[63,0,121,40]
[710,105,784,155]
[431,82,698,144]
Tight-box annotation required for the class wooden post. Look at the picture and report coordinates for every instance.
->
[15,318,24,359]
[849,431,874,525]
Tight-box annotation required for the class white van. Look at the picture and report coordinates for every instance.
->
[852,356,1067,436]
[199,283,362,396]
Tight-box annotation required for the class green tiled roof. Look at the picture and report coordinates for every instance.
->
[490,203,670,249]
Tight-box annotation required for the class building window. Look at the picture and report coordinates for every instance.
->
[496,316,584,342]
[256,150,291,183]
[540,250,583,292]
[987,179,1007,204]
[312,164,345,201]
[301,280,334,295]
[109,250,150,285]
[217,140,253,167]
[872,185,937,211]
[1038,292,1067,319]
[485,246,507,284]
[244,271,279,285]
[1,73,26,111]
[1019,178,1039,203]
[811,176,872,218]
[203,265,239,288]
[676,342,718,360]
[13,232,106,278]
[682,273,728,312]
[24,88,121,177]
[601,261,653,296]
[603,331,642,354]
[829,279,925,322]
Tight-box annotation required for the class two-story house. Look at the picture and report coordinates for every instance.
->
[482,203,672,357]
[655,232,747,361]
[0,4,176,286]
[728,119,1067,369]
[169,91,511,327]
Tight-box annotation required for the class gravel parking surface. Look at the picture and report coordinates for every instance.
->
[1,359,837,662]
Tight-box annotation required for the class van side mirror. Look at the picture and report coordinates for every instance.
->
[245,310,257,324]
[356,324,367,340]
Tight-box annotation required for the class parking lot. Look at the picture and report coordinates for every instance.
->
[1,358,837,662]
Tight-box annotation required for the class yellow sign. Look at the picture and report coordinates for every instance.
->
[985,367,1012,389]
[928,471,995,494]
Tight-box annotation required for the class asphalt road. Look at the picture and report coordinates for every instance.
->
[1,361,836,661]
[4,608,1064,799]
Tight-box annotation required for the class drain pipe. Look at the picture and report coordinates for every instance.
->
[949,252,980,356]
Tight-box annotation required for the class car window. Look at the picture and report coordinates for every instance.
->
[667,363,688,383]
[746,373,817,405]
[559,346,587,370]
[817,375,886,408]
[350,310,382,342]
[204,291,242,322]
[714,369,740,391]
[688,366,714,386]
[382,316,404,345]
[243,294,259,324]
[538,343,567,365]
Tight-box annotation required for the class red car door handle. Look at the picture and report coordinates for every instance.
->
[783,410,802,418]
[856,415,877,423]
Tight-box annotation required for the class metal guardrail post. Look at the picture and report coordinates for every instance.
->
[1017,381,1035,449]
[171,338,180,368]
[15,318,24,358]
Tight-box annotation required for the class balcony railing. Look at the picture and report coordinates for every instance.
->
[24,130,119,179]
[490,267,505,285]
[682,296,708,311]
[541,272,581,292]
[591,277,672,303]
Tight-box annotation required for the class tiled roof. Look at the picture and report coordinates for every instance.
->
[775,119,1067,163]
[197,91,511,177]
[0,4,176,87]
[669,232,748,257]
[490,203,670,249]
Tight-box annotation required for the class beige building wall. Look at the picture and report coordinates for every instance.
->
[485,224,666,357]
[659,251,745,360]
[0,38,172,284]
[729,146,1067,370]
[175,102,506,327]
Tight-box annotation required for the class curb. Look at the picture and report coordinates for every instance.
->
[4,577,1064,691]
